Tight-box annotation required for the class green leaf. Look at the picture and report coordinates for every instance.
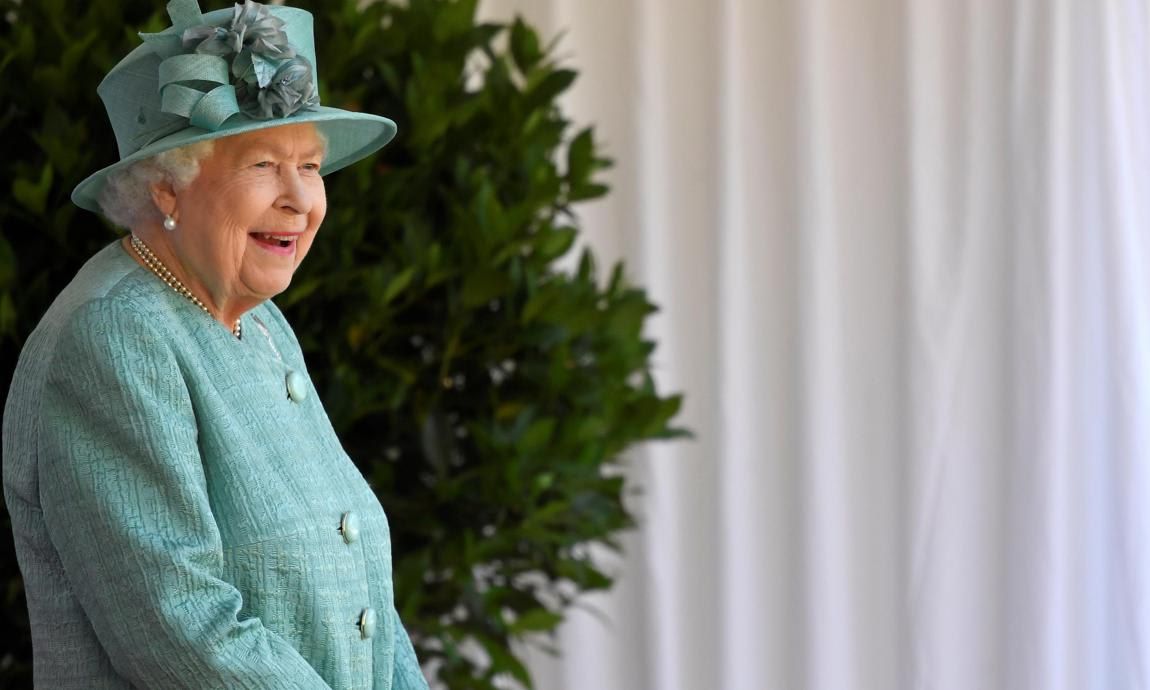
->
[384,266,417,304]
[569,182,610,202]
[566,128,594,183]
[11,164,53,215]
[479,632,533,686]
[509,17,542,73]
[519,417,556,454]
[432,0,478,42]
[535,227,577,261]
[525,68,577,111]
[521,289,555,323]
[509,608,563,634]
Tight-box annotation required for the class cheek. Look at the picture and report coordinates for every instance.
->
[201,191,265,235]
[187,207,246,254]
[310,183,327,226]
[310,202,327,229]
[295,231,319,267]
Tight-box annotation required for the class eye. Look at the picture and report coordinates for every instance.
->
[253,160,275,169]
[301,162,321,173]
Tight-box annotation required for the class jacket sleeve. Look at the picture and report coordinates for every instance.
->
[389,606,430,690]
[37,299,332,689]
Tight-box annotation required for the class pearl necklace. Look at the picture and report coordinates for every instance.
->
[130,234,242,338]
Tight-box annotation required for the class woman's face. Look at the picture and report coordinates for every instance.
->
[160,123,327,311]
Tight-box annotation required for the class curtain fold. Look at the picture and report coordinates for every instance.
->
[474,1,1150,688]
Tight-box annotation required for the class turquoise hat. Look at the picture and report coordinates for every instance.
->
[71,0,397,213]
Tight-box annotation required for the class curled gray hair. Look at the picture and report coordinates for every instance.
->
[97,141,216,229]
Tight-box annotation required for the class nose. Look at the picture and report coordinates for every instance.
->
[276,167,314,215]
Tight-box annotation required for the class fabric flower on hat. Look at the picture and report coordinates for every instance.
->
[180,0,317,119]
[237,56,319,119]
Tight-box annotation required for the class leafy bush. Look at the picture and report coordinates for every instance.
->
[0,0,685,687]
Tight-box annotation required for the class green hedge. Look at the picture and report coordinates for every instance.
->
[0,1,686,687]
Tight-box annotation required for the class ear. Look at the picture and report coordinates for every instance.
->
[150,178,178,218]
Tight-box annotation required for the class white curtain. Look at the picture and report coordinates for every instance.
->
[474,1,1150,688]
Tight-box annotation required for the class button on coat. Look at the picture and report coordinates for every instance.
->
[339,511,360,544]
[286,370,308,402]
[358,607,378,640]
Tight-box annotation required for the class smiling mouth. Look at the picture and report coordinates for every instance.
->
[251,232,298,248]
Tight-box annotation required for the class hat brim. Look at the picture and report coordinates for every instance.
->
[71,105,396,213]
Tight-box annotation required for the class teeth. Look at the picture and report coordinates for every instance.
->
[258,233,296,241]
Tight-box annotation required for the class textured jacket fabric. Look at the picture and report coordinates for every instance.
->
[3,242,430,690]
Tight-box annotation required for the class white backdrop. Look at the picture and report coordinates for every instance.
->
[475,1,1150,688]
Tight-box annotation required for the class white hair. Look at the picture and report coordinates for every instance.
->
[97,140,216,229]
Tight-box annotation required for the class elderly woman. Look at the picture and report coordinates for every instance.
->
[2,2,429,688]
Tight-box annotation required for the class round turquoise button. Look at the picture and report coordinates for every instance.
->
[358,607,377,640]
[285,370,308,403]
[339,511,360,544]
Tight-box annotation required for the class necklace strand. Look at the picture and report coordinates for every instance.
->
[130,234,242,338]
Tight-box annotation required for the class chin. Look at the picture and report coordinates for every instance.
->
[245,274,295,301]
[265,280,293,299]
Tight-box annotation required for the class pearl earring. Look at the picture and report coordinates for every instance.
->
[163,214,177,231]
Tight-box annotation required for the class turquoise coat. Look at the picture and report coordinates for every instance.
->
[3,242,430,689]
